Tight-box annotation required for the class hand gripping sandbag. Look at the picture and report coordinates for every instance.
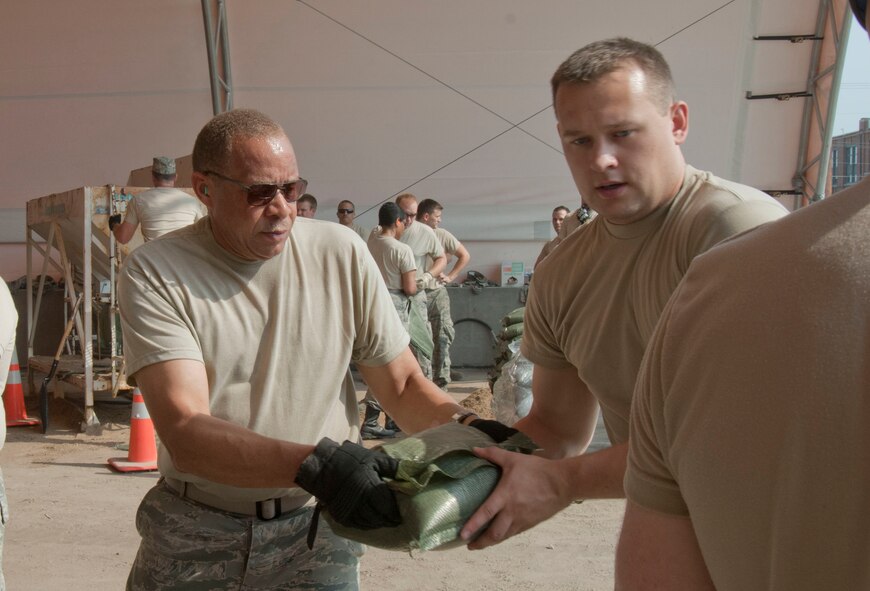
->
[323,421,538,552]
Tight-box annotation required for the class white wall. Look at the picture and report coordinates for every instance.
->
[0,0,820,282]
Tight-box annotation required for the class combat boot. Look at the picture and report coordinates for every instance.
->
[384,416,401,434]
[361,401,396,440]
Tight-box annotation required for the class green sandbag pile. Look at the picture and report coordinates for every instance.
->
[489,306,526,389]
[324,422,537,552]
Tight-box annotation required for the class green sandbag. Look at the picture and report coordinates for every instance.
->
[501,306,525,327]
[499,322,524,341]
[323,422,537,552]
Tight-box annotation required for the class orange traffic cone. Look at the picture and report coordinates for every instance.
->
[4,348,40,428]
[108,388,158,472]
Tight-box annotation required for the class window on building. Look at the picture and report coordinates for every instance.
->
[847,145,858,184]
[832,148,840,187]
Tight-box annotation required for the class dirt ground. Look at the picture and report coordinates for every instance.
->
[2,373,624,591]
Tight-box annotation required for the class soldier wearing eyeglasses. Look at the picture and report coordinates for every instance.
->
[110,156,206,244]
[118,109,491,589]
[336,199,368,240]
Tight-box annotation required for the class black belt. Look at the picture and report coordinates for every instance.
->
[162,477,306,521]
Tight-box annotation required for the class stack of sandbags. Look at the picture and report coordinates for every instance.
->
[489,306,525,388]
[489,307,533,426]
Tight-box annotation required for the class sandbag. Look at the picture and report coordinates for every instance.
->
[499,321,524,341]
[501,306,525,327]
[323,422,537,552]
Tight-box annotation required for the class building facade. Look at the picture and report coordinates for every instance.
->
[831,118,870,193]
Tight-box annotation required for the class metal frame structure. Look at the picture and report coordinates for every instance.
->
[201,0,233,115]
[750,0,853,209]
[24,186,147,434]
[795,0,853,206]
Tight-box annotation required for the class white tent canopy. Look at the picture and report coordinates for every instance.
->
[0,0,846,280]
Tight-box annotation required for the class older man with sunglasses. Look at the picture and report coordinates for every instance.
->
[118,109,493,589]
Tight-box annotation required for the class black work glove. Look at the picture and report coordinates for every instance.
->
[468,418,519,444]
[295,438,401,530]
[108,214,122,230]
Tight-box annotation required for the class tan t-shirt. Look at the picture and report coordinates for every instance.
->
[368,232,416,290]
[534,237,559,268]
[428,227,462,290]
[522,166,788,443]
[626,178,870,590]
[536,207,596,268]
[119,216,410,504]
[400,222,444,280]
[433,227,460,257]
[0,278,18,448]
[349,223,369,241]
[123,187,205,241]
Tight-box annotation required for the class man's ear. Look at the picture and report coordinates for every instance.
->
[671,101,689,145]
[191,171,213,207]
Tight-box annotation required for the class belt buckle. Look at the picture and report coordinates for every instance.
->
[256,497,282,521]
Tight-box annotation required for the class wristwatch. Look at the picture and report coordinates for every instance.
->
[451,411,478,425]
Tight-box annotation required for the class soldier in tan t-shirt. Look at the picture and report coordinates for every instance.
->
[617,5,870,588]
[119,109,509,589]
[617,177,870,590]
[336,199,369,240]
[395,193,446,379]
[363,202,417,439]
[418,198,471,388]
[110,156,205,243]
[460,38,787,549]
[534,205,569,268]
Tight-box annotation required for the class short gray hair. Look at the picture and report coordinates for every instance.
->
[192,108,286,172]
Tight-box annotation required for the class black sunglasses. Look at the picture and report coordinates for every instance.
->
[337,208,355,214]
[203,170,308,206]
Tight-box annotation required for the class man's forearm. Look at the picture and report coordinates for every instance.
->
[562,442,628,500]
[358,350,462,434]
[445,247,470,282]
[389,370,462,432]
[159,412,315,488]
[427,255,447,279]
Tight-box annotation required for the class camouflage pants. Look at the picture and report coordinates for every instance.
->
[408,291,433,379]
[127,480,364,590]
[425,287,455,384]
[364,292,411,405]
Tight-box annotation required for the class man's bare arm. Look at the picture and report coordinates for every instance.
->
[358,347,462,433]
[616,501,715,590]
[514,364,599,458]
[442,243,470,283]
[426,253,447,280]
[112,221,136,245]
[401,269,417,296]
[459,363,629,549]
[135,359,314,487]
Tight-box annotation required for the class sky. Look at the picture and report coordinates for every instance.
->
[833,14,870,135]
